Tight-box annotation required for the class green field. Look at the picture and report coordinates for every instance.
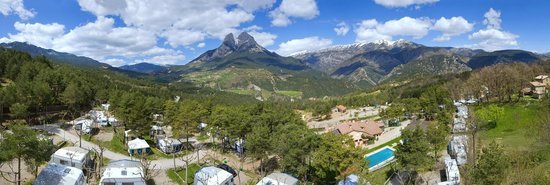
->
[474,102,542,150]
[226,89,255,95]
[275,90,303,98]
[167,164,201,185]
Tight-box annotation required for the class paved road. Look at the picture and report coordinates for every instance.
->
[365,120,410,150]
[35,124,207,169]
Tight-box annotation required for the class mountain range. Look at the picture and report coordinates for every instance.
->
[161,32,358,99]
[1,34,546,99]
[293,39,543,85]
[0,42,111,69]
[119,63,167,74]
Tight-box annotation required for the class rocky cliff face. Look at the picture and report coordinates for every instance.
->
[191,32,269,63]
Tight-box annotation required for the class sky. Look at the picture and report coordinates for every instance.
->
[0,0,548,66]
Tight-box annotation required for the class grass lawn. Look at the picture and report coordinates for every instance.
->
[474,102,542,150]
[366,137,401,154]
[166,164,201,185]
[366,165,394,184]
[275,90,303,98]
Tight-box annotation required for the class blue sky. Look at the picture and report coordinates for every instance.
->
[0,0,548,66]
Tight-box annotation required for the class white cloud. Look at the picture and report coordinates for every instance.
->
[0,0,35,19]
[133,53,186,66]
[269,0,319,27]
[276,36,332,56]
[468,8,518,51]
[2,17,185,65]
[432,16,474,42]
[197,42,205,48]
[76,0,263,46]
[373,0,439,8]
[468,29,518,51]
[354,19,391,42]
[102,58,126,67]
[1,22,65,48]
[3,0,282,66]
[247,31,277,47]
[334,22,350,36]
[161,29,206,48]
[354,17,432,43]
[483,8,501,29]
[236,0,276,12]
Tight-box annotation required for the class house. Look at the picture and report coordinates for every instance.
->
[335,105,347,113]
[100,159,146,185]
[438,157,460,185]
[334,120,384,147]
[534,75,550,85]
[530,81,547,99]
[50,147,92,170]
[127,138,151,156]
[155,135,183,154]
[34,163,86,185]
[256,172,298,185]
[194,166,234,185]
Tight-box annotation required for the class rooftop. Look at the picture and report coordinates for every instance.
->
[530,81,546,87]
[52,147,90,162]
[257,172,299,185]
[335,120,383,136]
[128,138,150,150]
[535,75,548,80]
[102,159,143,179]
[34,163,84,185]
[195,166,233,185]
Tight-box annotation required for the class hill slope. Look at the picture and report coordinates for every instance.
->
[119,63,167,74]
[161,32,360,98]
[293,40,540,86]
[0,42,111,69]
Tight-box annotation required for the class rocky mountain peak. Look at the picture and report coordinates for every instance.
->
[236,32,265,52]
[221,33,236,49]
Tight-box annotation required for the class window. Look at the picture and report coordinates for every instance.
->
[60,160,68,165]
[71,162,76,167]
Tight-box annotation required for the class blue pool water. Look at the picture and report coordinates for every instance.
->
[365,148,394,168]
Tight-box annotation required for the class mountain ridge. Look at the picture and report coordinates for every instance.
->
[119,62,168,74]
[0,41,111,69]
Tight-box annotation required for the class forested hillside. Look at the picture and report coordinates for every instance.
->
[0,48,255,125]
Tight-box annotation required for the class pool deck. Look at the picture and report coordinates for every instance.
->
[365,146,396,171]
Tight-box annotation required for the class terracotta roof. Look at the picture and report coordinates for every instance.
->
[335,120,383,136]
[530,81,546,87]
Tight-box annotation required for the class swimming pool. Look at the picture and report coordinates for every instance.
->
[365,147,395,170]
